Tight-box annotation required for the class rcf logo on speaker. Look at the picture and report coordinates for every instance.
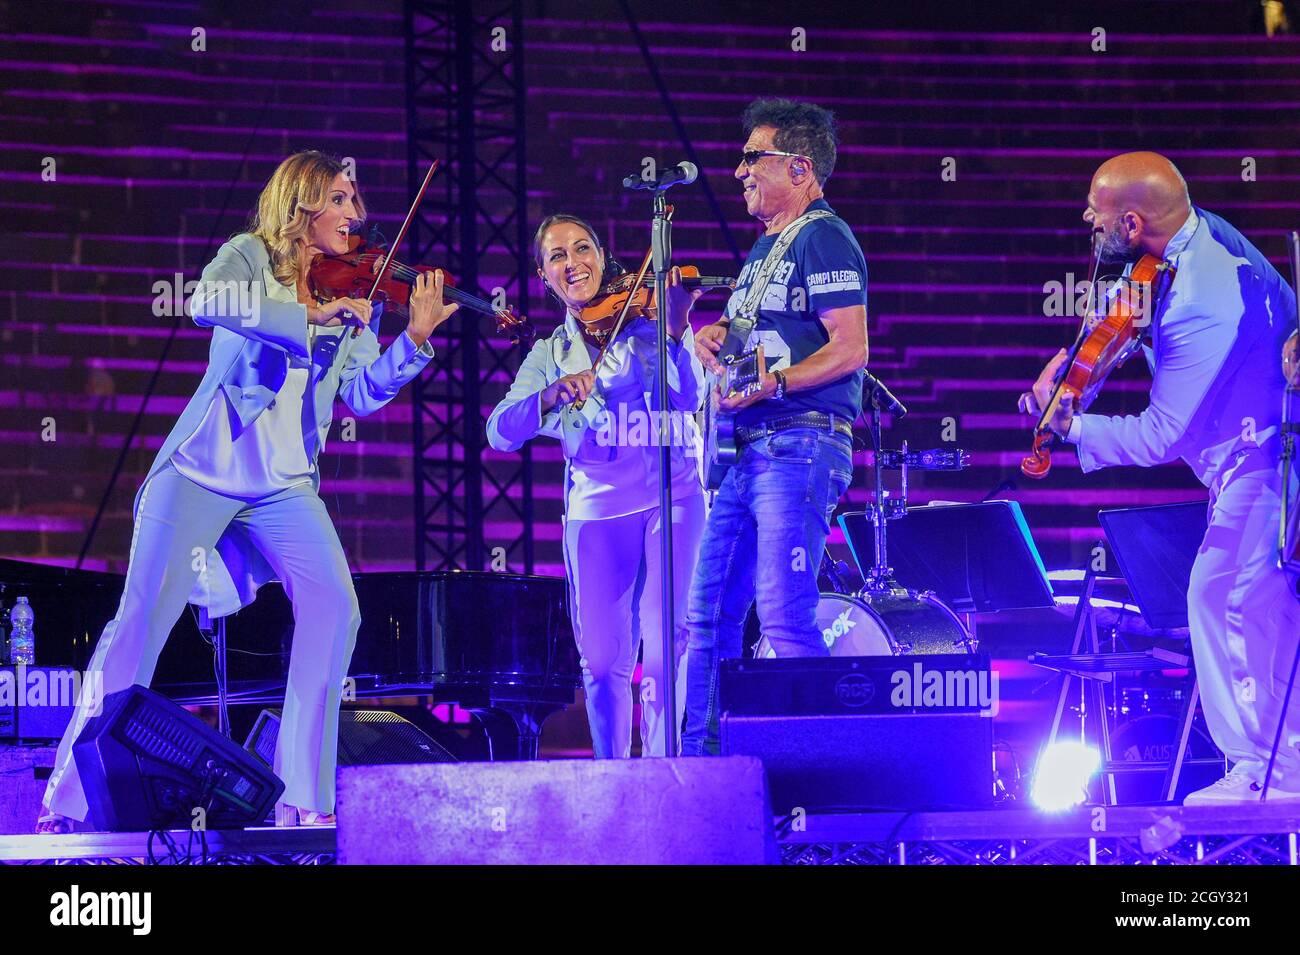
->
[833,672,875,707]
[49,885,151,935]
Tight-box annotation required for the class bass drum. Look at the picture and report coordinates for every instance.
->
[752,591,973,658]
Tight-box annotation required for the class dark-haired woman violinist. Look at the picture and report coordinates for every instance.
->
[487,214,707,757]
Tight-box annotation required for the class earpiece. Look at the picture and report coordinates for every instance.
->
[538,267,564,305]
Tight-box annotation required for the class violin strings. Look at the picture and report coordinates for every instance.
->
[361,254,498,313]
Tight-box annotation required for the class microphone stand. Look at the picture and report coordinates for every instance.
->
[1262,229,1300,801]
[650,188,679,757]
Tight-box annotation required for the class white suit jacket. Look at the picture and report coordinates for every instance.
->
[486,313,706,517]
[139,233,434,614]
[1076,208,1297,489]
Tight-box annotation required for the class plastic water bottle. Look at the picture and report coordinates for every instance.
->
[0,587,9,665]
[9,596,34,666]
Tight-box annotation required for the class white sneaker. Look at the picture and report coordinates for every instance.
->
[1183,773,1262,806]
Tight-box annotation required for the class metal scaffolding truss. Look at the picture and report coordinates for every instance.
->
[404,0,533,572]
[0,829,337,866]
[782,833,1299,866]
[778,804,1300,865]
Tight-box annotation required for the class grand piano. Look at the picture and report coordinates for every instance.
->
[0,560,581,759]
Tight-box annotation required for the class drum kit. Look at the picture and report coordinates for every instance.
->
[752,373,977,659]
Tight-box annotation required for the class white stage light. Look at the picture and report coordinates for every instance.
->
[1031,741,1100,811]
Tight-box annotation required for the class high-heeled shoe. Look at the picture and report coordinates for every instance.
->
[35,808,74,835]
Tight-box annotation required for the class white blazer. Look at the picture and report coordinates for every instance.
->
[487,313,707,519]
[1077,207,1297,489]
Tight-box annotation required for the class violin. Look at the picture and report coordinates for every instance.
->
[566,235,734,413]
[1021,237,1176,479]
[309,233,534,345]
[576,267,736,346]
[304,158,532,346]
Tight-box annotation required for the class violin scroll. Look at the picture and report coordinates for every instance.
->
[1019,433,1054,479]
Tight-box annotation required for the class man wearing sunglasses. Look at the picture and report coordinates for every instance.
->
[682,97,869,756]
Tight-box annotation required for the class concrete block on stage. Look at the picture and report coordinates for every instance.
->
[0,745,55,835]
[336,757,776,865]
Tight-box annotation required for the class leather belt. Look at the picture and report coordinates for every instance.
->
[735,412,854,449]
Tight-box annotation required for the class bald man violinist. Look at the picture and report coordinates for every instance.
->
[1021,151,1300,805]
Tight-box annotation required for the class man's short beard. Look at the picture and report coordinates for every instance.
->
[1097,224,1142,265]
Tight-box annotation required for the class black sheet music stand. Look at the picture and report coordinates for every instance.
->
[838,501,1057,638]
[1098,501,1208,630]
[1034,501,1221,804]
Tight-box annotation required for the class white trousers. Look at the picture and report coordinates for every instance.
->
[562,495,705,758]
[44,463,360,820]
[1188,451,1300,788]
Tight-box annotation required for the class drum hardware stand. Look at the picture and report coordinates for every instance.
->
[856,376,975,651]
[818,550,856,596]
[859,373,972,597]
[860,373,911,598]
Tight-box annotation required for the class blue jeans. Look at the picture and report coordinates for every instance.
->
[680,428,854,756]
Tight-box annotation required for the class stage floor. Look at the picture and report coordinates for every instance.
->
[2,803,1296,865]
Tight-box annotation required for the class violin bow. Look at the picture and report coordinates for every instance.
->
[590,248,655,371]
[351,158,440,338]
[577,205,675,406]
[1036,228,1106,431]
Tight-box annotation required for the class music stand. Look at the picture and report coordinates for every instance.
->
[1097,500,1207,630]
[838,500,1056,616]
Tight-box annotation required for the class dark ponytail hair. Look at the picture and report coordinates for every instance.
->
[532,213,626,278]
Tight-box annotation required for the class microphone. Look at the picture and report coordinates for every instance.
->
[864,371,907,418]
[623,161,699,192]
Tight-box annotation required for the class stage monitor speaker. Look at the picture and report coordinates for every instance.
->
[73,686,283,832]
[720,655,995,814]
[336,757,777,865]
[243,708,458,767]
[0,666,78,740]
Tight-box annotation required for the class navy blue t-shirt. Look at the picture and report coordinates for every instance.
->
[721,199,867,427]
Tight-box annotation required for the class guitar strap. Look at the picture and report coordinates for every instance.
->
[718,208,834,361]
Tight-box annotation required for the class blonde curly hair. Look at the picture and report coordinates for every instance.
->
[247,150,367,287]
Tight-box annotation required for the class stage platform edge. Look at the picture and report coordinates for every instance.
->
[0,803,1296,865]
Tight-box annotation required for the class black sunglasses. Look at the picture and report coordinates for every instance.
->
[741,149,809,167]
